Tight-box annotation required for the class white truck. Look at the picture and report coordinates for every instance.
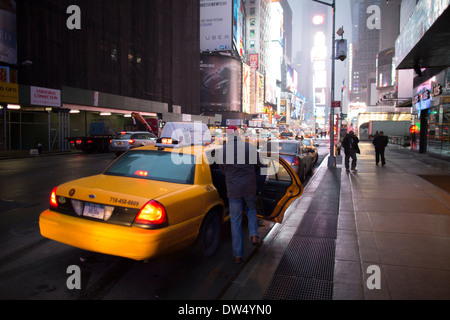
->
[369,120,411,146]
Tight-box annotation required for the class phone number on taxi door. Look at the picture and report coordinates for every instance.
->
[110,197,139,207]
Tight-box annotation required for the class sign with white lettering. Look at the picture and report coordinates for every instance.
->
[30,86,61,107]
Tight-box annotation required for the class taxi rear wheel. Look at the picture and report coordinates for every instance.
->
[196,210,221,258]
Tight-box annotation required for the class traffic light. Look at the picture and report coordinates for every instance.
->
[336,39,347,61]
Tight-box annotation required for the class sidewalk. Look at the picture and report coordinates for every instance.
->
[221,142,450,300]
[0,149,80,160]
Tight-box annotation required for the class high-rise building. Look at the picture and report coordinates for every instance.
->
[348,0,380,106]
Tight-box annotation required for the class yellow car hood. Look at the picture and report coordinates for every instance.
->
[56,174,187,209]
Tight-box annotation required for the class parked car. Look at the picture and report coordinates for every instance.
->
[39,122,303,261]
[264,140,314,182]
[301,138,319,164]
[110,131,157,156]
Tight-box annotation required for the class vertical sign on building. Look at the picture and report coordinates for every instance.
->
[242,63,251,113]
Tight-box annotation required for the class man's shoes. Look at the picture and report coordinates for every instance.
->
[250,235,259,246]
[232,256,242,264]
[346,169,350,173]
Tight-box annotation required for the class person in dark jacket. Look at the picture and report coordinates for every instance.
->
[342,131,360,172]
[372,131,389,166]
[220,125,264,263]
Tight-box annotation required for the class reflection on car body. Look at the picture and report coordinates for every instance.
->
[39,123,303,261]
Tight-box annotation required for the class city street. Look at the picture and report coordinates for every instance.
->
[0,141,329,300]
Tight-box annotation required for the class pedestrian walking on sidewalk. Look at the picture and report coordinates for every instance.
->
[220,125,264,264]
[342,131,360,172]
[373,131,389,166]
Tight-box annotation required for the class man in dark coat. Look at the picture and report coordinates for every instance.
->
[220,126,264,263]
[372,131,389,166]
[342,131,360,172]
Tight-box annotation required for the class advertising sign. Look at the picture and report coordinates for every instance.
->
[30,86,61,107]
[242,63,250,113]
[200,0,232,52]
[256,72,265,113]
[232,0,245,57]
[0,81,18,103]
[249,54,258,69]
[0,0,17,65]
[200,54,241,112]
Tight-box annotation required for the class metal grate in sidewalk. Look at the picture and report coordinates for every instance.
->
[263,169,341,300]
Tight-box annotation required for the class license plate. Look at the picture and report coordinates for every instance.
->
[83,203,105,220]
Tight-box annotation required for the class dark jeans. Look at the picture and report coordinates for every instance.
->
[375,148,386,165]
[345,150,357,170]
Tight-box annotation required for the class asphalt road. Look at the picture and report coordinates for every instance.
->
[0,140,329,300]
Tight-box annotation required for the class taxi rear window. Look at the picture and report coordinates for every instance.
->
[104,150,196,184]
[117,133,132,139]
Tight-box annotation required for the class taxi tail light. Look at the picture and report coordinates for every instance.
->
[50,187,58,208]
[134,200,167,226]
[129,139,135,144]
[293,156,300,166]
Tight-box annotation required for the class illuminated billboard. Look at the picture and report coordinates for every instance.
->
[256,72,265,113]
[242,63,251,113]
[200,54,242,112]
[200,0,232,52]
[233,0,246,57]
[0,0,17,65]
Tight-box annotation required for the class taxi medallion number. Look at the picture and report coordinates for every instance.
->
[83,203,105,220]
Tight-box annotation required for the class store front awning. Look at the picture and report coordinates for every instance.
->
[396,4,450,70]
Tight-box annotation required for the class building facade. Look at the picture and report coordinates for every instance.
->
[395,0,450,159]
[1,0,211,152]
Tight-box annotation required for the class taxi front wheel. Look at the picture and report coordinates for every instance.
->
[195,210,221,258]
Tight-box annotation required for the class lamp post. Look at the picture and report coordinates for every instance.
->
[312,0,336,167]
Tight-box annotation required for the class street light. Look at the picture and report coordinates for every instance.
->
[312,0,336,167]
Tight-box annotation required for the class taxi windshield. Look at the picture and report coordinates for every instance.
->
[104,150,196,184]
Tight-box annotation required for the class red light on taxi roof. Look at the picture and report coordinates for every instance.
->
[120,132,126,135]
[161,138,173,144]
[135,170,148,177]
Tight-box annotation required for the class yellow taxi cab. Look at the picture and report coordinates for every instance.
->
[39,122,303,261]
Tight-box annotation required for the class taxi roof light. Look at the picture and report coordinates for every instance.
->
[134,200,167,226]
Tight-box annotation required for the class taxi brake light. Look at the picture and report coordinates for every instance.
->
[293,156,300,166]
[50,187,58,208]
[129,139,135,144]
[135,200,167,226]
